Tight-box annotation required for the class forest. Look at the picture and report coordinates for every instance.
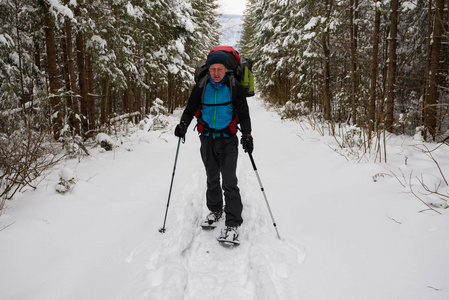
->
[240,0,449,142]
[1,0,448,212]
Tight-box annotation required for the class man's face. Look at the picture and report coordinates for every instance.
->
[209,64,227,83]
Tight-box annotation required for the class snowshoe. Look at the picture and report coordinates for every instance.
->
[217,226,240,245]
[200,210,223,229]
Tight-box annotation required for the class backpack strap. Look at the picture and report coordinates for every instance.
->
[198,74,236,107]
[194,74,239,136]
[198,74,209,89]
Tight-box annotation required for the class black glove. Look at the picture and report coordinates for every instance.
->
[174,121,187,138]
[241,134,254,154]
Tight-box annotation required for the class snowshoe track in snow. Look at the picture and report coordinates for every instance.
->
[144,159,305,299]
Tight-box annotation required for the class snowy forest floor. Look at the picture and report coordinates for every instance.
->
[1,97,448,300]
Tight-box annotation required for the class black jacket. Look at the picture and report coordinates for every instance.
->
[180,76,252,135]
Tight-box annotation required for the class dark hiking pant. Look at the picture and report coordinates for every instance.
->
[200,135,243,227]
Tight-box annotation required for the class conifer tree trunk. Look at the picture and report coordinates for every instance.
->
[13,2,25,105]
[108,89,114,119]
[65,18,80,134]
[350,0,359,125]
[422,0,433,140]
[43,10,61,139]
[76,32,88,135]
[101,80,110,124]
[86,54,95,130]
[167,72,175,114]
[34,39,41,70]
[369,2,381,138]
[74,4,88,136]
[124,72,132,116]
[134,85,141,122]
[385,0,398,132]
[426,0,444,139]
[61,37,71,94]
[321,0,332,121]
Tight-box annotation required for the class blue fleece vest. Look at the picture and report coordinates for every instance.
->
[201,76,233,137]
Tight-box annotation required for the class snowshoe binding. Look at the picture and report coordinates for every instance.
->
[217,226,240,245]
[200,210,223,229]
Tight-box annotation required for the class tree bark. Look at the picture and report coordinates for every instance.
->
[74,4,89,136]
[43,10,61,139]
[64,18,80,134]
[369,2,381,138]
[350,0,359,125]
[422,0,433,140]
[101,79,110,124]
[321,0,332,121]
[385,0,398,132]
[86,54,95,130]
[124,72,132,115]
[61,37,71,94]
[14,2,25,104]
[167,72,174,114]
[426,0,444,139]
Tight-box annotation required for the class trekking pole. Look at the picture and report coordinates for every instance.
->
[248,152,281,239]
[159,137,182,233]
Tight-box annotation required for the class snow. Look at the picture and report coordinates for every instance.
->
[126,2,144,19]
[95,132,114,145]
[219,14,243,50]
[218,0,247,15]
[47,0,74,19]
[303,32,316,40]
[1,97,448,299]
[402,1,417,10]
[0,33,14,47]
[90,35,107,49]
[304,17,321,30]
[58,167,75,181]
[175,39,185,54]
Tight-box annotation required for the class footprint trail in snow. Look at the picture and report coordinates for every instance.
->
[144,163,305,299]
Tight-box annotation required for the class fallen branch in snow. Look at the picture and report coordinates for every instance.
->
[86,173,99,183]
[372,172,392,182]
[389,170,406,188]
[386,215,402,224]
[109,112,141,123]
[414,144,448,185]
[323,142,349,161]
[408,173,442,215]
[416,176,449,209]
[0,221,16,232]
[296,134,304,141]
[0,99,39,117]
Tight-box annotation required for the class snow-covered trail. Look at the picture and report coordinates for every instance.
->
[135,98,306,299]
[1,97,448,300]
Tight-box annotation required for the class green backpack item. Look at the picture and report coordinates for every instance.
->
[239,57,254,97]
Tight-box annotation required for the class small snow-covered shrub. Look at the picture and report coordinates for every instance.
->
[342,126,363,148]
[281,101,309,120]
[139,118,150,131]
[61,134,88,158]
[150,98,169,130]
[55,167,76,194]
[414,126,424,142]
[96,133,114,151]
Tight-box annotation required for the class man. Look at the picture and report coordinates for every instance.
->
[174,50,253,244]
